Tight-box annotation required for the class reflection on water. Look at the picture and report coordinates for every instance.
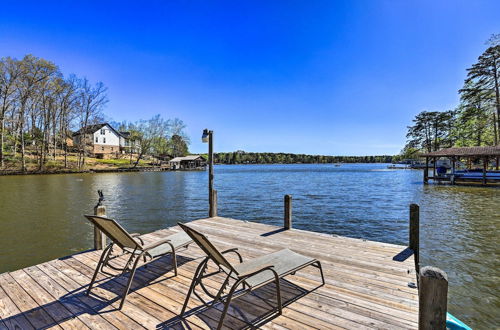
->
[0,164,498,328]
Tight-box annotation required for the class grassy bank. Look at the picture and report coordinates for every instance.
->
[0,152,153,175]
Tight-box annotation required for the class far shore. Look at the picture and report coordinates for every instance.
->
[0,162,398,177]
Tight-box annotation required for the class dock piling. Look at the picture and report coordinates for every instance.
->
[424,157,429,184]
[210,189,218,217]
[409,203,420,274]
[419,266,448,330]
[284,194,292,229]
[93,204,107,250]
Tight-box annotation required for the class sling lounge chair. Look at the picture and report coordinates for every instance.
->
[178,222,325,329]
[84,215,193,309]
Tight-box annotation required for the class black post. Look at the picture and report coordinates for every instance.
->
[409,204,420,274]
[208,130,215,217]
[433,157,437,179]
[451,157,456,185]
[482,157,487,185]
[424,157,429,184]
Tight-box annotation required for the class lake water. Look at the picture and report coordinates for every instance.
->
[0,164,498,328]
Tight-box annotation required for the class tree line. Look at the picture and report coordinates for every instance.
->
[213,151,393,164]
[0,54,109,171]
[403,34,500,157]
[0,54,190,172]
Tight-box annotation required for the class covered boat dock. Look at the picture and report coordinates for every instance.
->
[420,146,500,185]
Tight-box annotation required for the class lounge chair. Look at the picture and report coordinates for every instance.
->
[84,215,193,309]
[178,222,325,329]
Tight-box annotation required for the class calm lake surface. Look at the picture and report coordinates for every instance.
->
[0,164,498,328]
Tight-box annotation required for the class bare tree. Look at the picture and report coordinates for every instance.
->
[16,55,58,171]
[75,78,108,169]
[0,57,21,168]
[130,114,169,168]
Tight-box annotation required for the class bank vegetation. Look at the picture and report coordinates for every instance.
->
[402,34,500,158]
[0,54,190,173]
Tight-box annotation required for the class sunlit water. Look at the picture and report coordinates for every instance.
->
[0,164,498,328]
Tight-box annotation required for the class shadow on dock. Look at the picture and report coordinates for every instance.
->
[158,278,321,329]
[0,254,193,330]
[392,247,414,262]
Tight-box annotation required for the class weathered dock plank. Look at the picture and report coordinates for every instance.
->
[0,217,418,329]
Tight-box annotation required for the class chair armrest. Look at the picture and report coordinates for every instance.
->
[221,248,243,263]
[142,238,172,251]
[221,248,238,254]
[238,263,274,278]
[130,233,145,245]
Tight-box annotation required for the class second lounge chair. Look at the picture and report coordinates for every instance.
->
[178,222,325,329]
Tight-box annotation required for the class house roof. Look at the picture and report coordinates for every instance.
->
[72,123,125,138]
[420,146,500,157]
[169,155,205,162]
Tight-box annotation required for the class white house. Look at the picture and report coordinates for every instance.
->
[73,123,130,157]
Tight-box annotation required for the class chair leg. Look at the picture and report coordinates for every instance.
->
[217,279,244,330]
[211,272,232,307]
[172,248,178,276]
[180,257,209,316]
[87,244,112,295]
[315,261,325,286]
[274,274,282,315]
[119,253,142,310]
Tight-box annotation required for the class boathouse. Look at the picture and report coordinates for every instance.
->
[420,146,500,185]
[169,155,206,170]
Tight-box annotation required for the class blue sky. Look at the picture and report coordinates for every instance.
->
[1,1,499,155]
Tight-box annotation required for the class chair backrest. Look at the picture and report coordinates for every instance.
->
[84,215,141,250]
[178,222,235,273]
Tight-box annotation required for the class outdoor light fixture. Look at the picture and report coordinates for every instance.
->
[201,129,210,143]
[202,129,215,217]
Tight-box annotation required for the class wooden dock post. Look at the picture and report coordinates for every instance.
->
[284,194,292,229]
[409,203,420,274]
[93,204,107,250]
[210,189,218,217]
[424,157,429,184]
[451,157,456,185]
[419,266,448,330]
[482,157,488,185]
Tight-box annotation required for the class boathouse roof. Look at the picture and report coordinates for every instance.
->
[169,155,205,162]
[420,146,500,157]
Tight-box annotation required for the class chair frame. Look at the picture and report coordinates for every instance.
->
[84,215,191,309]
[178,222,325,330]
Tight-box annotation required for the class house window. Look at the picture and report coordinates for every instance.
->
[101,146,105,151]
[101,129,105,135]
[111,147,113,151]
[103,137,106,143]
[95,137,98,143]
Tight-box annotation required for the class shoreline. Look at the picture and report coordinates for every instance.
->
[0,166,171,176]
[0,162,396,177]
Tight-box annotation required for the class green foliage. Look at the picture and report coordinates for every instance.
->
[401,34,500,157]
[169,134,188,157]
[459,40,500,143]
[405,110,455,153]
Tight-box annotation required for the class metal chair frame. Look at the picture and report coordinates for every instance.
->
[84,215,191,309]
[178,223,325,330]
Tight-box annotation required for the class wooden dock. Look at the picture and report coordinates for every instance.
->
[0,217,419,329]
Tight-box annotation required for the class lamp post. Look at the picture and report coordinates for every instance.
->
[202,129,216,217]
